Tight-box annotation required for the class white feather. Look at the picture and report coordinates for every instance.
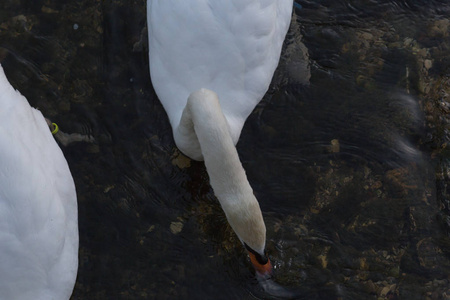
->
[0,65,78,300]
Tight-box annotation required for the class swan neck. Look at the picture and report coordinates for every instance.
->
[178,90,248,198]
[175,89,266,254]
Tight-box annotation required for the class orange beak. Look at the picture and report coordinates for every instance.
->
[248,251,272,276]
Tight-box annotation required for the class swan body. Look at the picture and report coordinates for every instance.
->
[0,65,78,300]
[148,0,293,272]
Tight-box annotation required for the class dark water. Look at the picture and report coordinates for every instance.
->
[1,1,450,299]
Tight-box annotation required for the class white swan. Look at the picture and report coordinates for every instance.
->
[148,1,293,275]
[0,65,78,300]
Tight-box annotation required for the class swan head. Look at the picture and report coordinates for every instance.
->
[246,243,272,276]
[175,88,272,275]
[222,194,273,276]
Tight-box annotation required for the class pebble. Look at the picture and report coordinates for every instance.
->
[170,221,183,234]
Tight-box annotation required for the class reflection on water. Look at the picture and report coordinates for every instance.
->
[1,0,450,299]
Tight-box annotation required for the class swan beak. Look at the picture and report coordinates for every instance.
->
[248,251,272,276]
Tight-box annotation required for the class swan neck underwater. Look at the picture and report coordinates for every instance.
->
[175,89,271,271]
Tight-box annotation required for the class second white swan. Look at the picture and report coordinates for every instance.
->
[0,64,78,300]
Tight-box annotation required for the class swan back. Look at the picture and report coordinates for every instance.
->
[0,65,78,300]
[148,0,293,153]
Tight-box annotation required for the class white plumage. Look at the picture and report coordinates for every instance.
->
[148,1,293,156]
[148,0,293,274]
[0,65,78,300]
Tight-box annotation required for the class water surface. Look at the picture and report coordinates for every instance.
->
[1,0,450,299]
